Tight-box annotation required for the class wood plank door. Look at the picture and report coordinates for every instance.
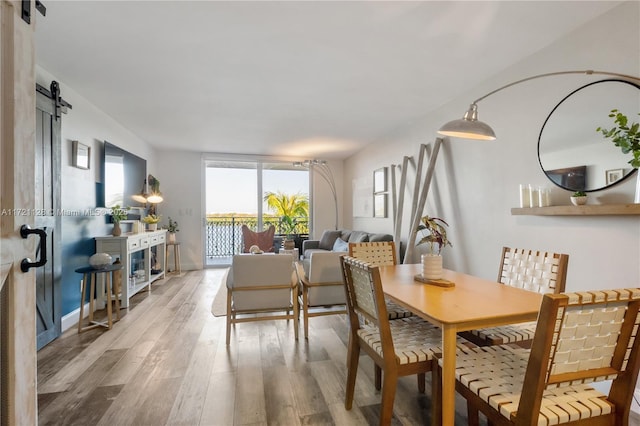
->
[0,1,38,424]
[34,89,62,350]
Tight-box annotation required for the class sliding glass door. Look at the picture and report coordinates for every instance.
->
[205,160,308,267]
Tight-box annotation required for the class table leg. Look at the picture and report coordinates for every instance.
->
[88,273,95,323]
[441,325,457,426]
[78,273,88,333]
[105,273,113,328]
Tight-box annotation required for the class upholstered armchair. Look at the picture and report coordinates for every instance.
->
[295,251,346,339]
[226,254,298,344]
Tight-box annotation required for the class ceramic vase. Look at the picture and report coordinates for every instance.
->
[89,253,113,269]
[148,223,158,232]
[168,232,176,243]
[112,221,121,236]
[422,254,443,280]
[570,196,587,206]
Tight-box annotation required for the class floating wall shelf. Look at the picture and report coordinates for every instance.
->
[511,204,640,216]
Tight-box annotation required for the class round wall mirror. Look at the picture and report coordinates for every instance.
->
[538,79,640,192]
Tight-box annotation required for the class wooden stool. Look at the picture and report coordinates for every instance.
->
[76,264,122,333]
[166,242,181,274]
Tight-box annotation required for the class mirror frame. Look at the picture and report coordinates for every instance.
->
[537,78,640,193]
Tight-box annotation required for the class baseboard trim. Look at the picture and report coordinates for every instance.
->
[61,303,90,333]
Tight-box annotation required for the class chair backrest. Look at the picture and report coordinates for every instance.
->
[241,224,276,253]
[305,251,346,306]
[229,254,294,310]
[498,247,568,294]
[348,241,397,266]
[519,289,640,423]
[307,251,344,283]
[340,256,394,357]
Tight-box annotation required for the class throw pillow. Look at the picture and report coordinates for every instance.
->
[332,238,349,252]
[318,230,342,250]
[369,233,393,242]
[348,231,369,243]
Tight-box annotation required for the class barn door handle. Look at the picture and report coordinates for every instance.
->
[20,225,47,272]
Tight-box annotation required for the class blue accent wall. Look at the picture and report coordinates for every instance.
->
[60,162,111,315]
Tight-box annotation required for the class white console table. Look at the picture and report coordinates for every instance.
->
[95,230,166,308]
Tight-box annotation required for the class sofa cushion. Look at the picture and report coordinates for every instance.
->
[340,230,352,241]
[369,233,394,242]
[332,238,349,252]
[348,231,369,243]
[319,230,342,250]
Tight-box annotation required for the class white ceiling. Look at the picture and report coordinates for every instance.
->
[34,1,622,160]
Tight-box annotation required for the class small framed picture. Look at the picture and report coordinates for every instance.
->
[374,193,387,218]
[605,168,623,185]
[373,167,387,193]
[72,141,90,170]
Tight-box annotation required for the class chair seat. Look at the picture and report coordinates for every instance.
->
[358,317,442,364]
[447,344,612,424]
[358,316,472,365]
[385,299,413,320]
[466,321,537,345]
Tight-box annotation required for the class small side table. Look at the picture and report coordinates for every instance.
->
[166,242,181,274]
[76,264,122,333]
[280,248,299,261]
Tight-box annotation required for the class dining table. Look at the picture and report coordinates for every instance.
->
[377,263,543,426]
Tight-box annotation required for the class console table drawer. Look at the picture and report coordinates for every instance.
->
[98,240,122,253]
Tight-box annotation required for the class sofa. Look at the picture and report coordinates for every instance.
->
[302,229,394,259]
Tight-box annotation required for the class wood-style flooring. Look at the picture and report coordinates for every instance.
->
[37,269,477,425]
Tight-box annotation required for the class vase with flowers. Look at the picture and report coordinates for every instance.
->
[416,215,452,280]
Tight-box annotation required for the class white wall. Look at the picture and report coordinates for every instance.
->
[346,1,640,401]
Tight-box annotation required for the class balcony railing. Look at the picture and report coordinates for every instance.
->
[205,216,309,258]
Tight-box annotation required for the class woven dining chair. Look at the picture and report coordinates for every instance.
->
[459,247,569,347]
[436,288,640,426]
[348,241,413,320]
[340,256,472,425]
[348,241,422,390]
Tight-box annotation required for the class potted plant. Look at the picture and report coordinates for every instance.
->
[141,214,161,231]
[570,191,587,206]
[597,109,640,202]
[110,204,129,236]
[416,215,452,280]
[165,217,179,243]
[280,214,298,250]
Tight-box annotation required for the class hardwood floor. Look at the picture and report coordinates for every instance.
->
[37,269,476,425]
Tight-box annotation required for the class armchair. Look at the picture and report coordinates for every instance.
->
[294,251,346,339]
[241,224,279,253]
[226,254,298,344]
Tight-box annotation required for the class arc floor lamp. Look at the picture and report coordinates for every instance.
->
[438,69,640,140]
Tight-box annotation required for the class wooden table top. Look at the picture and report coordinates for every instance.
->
[378,264,543,331]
